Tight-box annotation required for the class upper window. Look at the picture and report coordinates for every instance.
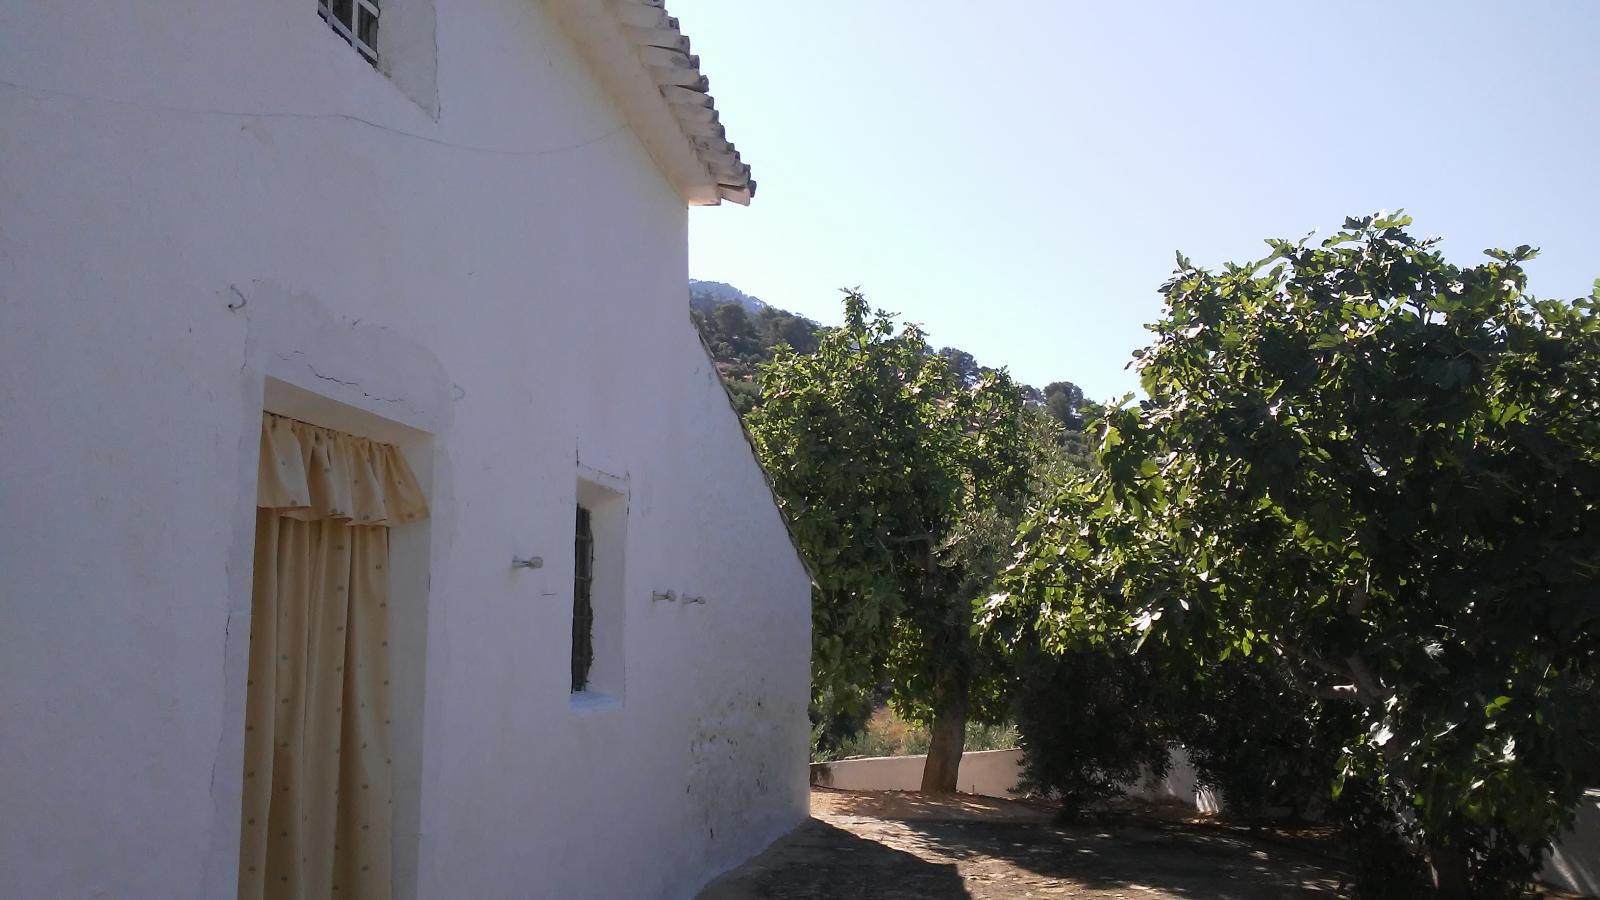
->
[318,0,380,66]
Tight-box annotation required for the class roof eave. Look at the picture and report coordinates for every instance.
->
[547,0,755,207]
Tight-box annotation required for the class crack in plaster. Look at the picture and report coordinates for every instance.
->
[275,351,408,405]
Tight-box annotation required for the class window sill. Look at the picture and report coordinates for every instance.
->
[569,691,622,715]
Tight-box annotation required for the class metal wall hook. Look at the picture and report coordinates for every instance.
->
[512,556,544,570]
[652,590,677,603]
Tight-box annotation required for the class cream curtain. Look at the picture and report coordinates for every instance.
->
[240,414,428,900]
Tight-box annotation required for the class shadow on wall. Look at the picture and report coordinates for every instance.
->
[1121,747,1223,815]
[698,819,970,900]
[1543,791,1600,897]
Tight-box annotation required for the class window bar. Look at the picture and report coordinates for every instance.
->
[354,0,380,65]
[571,505,595,692]
[327,0,354,43]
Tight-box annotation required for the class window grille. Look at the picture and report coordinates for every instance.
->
[571,505,595,692]
[318,0,380,66]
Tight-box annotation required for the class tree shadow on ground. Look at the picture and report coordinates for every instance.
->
[816,789,1347,898]
[818,789,1055,824]
[891,815,1346,898]
[699,817,972,900]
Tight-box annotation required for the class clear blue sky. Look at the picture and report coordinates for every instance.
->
[674,1,1600,401]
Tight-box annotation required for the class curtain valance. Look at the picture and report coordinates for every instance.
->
[257,413,428,525]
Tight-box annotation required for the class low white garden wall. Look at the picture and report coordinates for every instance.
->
[809,746,1220,809]
[811,748,1024,797]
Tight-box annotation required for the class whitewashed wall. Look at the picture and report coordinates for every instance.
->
[0,2,812,898]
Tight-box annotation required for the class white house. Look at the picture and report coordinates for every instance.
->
[0,1,813,897]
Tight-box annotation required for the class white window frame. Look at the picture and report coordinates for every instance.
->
[318,0,381,66]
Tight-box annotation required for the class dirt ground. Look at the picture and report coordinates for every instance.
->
[700,788,1350,899]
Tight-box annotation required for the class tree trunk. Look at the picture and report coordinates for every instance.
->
[920,670,970,793]
[1427,838,1472,899]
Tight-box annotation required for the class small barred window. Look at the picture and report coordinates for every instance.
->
[318,0,380,66]
[571,505,596,692]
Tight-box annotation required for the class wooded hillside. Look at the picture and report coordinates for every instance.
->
[688,280,1091,461]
